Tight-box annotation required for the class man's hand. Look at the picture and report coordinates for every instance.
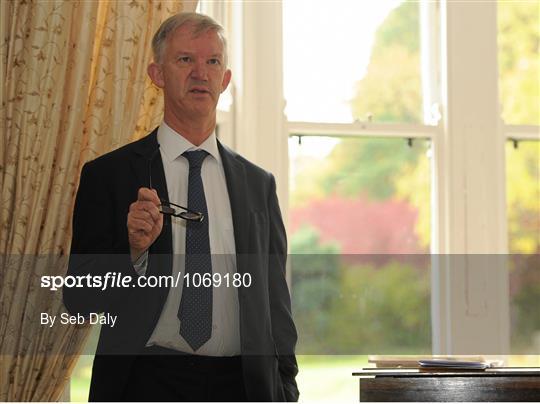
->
[127,188,163,262]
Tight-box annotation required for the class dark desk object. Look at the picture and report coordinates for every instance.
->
[353,367,540,402]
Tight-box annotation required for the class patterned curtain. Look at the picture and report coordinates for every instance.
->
[0,1,195,400]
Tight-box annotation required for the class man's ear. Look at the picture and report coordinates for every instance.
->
[147,62,165,88]
[221,69,232,93]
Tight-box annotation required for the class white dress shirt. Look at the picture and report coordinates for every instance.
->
[138,122,240,356]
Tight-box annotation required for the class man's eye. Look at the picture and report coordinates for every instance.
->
[178,56,191,63]
[208,59,221,65]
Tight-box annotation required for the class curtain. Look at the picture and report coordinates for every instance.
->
[0,0,195,400]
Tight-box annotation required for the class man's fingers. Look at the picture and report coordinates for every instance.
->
[138,187,161,204]
[130,206,158,223]
[130,201,161,221]
[137,187,152,201]
[134,188,162,221]
[128,217,154,234]
[128,188,163,252]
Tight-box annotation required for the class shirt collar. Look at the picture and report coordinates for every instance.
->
[157,121,221,164]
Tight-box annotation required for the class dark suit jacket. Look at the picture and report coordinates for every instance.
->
[63,129,299,401]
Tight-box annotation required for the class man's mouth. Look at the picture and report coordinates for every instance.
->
[189,87,210,94]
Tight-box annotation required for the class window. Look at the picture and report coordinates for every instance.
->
[498,1,539,126]
[284,1,433,401]
[499,0,540,367]
[506,140,540,367]
[283,0,540,400]
[289,136,432,355]
[284,0,423,124]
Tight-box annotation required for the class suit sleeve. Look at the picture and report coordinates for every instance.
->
[267,174,300,402]
[63,161,137,316]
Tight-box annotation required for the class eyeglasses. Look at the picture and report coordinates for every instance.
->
[148,147,204,222]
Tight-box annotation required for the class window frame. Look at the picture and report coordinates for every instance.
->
[236,0,540,357]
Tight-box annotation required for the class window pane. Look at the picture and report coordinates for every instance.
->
[506,140,540,366]
[289,135,432,401]
[283,0,422,123]
[498,2,540,125]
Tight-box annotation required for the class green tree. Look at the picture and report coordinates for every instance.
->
[506,141,540,254]
[291,2,424,206]
[289,226,432,354]
[351,1,421,123]
[498,1,540,125]
[290,226,342,352]
[327,261,431,354]
[316,137,427,201]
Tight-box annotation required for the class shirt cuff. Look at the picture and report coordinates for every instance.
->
[132,251,148,276]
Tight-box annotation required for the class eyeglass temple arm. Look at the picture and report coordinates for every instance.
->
[159,199,201,215]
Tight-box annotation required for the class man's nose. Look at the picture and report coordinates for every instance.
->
[190,60,208,80]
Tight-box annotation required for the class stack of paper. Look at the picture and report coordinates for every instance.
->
[368,355,427,368]
[418,358,491,369]
[368,355,503,369]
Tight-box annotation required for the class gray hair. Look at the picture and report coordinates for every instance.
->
[152,12,228,66]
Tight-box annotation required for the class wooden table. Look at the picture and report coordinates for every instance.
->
[353,367,540,402]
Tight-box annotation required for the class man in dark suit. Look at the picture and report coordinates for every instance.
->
[63,12,298,402]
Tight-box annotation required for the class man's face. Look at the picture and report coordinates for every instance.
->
[149,24,231,119]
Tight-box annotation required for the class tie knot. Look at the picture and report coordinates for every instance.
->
[183,150,209,169]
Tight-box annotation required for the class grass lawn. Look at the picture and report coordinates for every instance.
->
[296,355,368,402]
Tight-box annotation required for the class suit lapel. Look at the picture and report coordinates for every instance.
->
[129,130,173,324]
[218,141,249,258]
[129,129,173,258]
